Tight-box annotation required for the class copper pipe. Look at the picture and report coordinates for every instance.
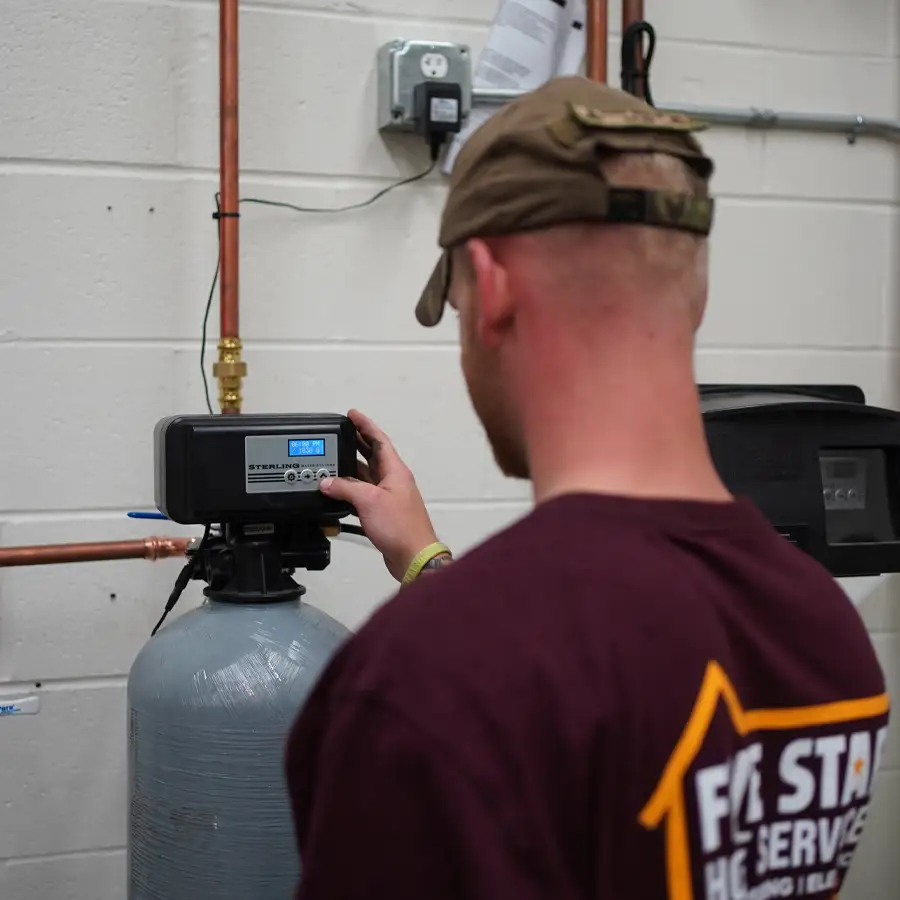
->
[586,0,608,82]
[219,0,239,339]
[0,537,191,568]
[622,0,646,100]
[623,0,644,31]
[213,0,247,414]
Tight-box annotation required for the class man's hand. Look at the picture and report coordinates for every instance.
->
[319,409,441,582]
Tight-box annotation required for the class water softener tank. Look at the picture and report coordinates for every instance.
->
[127,594,350,899]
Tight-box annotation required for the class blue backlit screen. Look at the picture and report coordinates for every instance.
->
[289,439,325,457]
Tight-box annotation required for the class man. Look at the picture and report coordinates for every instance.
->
[285,76,889,899]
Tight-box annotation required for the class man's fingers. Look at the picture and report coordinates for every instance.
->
[356,459,375,484]
[356,433,373,460]
[349,409,390,447]
[319,475,377,509]
[348,409,404,475]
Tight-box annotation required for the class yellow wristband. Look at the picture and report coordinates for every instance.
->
[401,542,452,586]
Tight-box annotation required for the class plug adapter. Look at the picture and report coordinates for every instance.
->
[413,80,463,161]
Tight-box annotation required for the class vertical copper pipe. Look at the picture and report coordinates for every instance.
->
[214,0,247,414]
[623,0,644,30]
[586,0,608,82]
[219,0,239,340]
[622,0,645,98]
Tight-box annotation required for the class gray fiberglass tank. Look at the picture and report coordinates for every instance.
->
[130,412,358,898]
[127,524,351,900]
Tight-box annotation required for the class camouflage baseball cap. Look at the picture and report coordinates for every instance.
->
[415,75,715,327]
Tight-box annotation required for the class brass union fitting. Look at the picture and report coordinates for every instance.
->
[212,337,248,414]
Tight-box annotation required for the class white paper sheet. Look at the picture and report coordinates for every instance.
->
[442,0,587,174]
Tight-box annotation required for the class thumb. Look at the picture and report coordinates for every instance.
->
[319,476,377,510]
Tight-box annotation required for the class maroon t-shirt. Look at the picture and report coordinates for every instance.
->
[285,493,890,900]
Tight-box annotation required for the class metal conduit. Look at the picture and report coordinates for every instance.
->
[472,87,900,143]
[660,105,900,143]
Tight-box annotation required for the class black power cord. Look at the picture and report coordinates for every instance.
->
[152,144,417,637]
[200,152,442,414]
[621,20,656,106]
[193,137,448,567]
[151,523,213,636]
[150,517,367,637]
[200,206,221,414]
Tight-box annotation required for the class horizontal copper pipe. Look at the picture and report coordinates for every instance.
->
[0,537,191,568]
[586,0,608,83]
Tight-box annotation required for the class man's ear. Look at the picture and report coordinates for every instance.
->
[466,238,513,349]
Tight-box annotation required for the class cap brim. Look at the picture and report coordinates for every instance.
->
[415,253,448,327]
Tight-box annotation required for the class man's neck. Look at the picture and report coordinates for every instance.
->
[519,338,731,507]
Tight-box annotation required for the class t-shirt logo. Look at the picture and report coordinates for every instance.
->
[639,661,890,900]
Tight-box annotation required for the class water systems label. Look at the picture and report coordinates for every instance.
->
[0,695,41,716]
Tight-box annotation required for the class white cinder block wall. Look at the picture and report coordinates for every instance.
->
[1,0,898,896]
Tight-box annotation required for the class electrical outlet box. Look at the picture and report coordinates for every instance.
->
[377,39,473,133]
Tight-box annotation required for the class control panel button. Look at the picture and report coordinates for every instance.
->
[316,468,330,481]
[284,469,299,484]
[300,469,315,482]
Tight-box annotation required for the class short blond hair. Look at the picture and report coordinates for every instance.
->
[598,152,709,313]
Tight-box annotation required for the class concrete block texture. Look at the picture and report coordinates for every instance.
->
[0,1,897,898]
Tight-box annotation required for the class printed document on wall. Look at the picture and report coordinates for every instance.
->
[442,0,587,175]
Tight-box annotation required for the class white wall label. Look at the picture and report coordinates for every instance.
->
[0,695,41,716]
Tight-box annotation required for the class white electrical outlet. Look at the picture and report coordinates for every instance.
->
[377,39,473,132]
[420,52,450,79]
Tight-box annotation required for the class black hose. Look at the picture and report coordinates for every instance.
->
[621,21,656,107]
